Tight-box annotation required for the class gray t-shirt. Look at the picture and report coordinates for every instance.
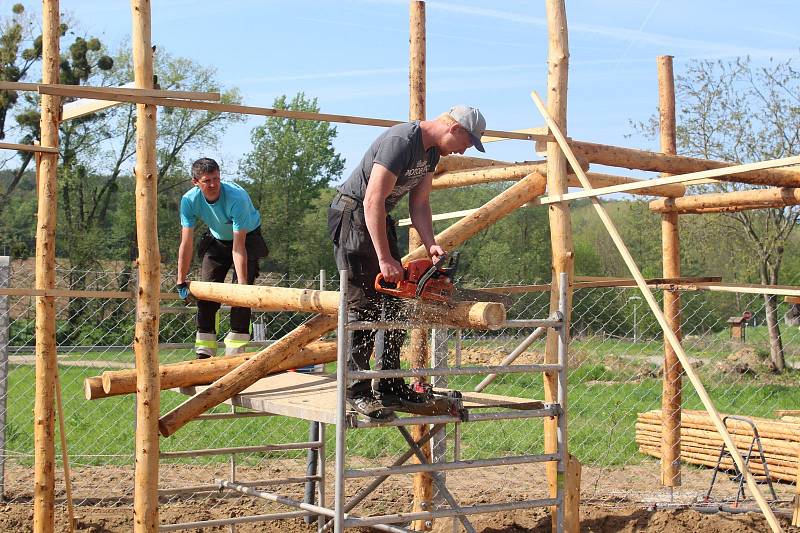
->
[337,121,440,212]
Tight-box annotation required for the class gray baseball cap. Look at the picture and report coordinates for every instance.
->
[449,105,486,152]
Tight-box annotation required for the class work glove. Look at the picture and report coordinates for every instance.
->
[177,282,194,303]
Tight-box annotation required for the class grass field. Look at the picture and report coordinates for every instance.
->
[5,329,799,469]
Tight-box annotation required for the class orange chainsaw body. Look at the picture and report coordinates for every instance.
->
[374,258,454,303]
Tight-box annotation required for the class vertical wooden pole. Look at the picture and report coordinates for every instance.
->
[131,1,161,531]
[658,55,682,490]
[544,1,579,531]
[33,1,59,531]
[408,2,433,530]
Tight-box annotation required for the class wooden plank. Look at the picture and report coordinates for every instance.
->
[531,89,784,533]
[695,282,800,297]
[0,142,59,154]
[37,84,548,142]
[177,373,548,423]
[0,81,39,91]
[0,80,223,101]
[540,154,800,204]
[482,127,549,143]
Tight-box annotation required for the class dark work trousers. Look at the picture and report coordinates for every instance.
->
[328,194,406,398]
[197,229,267,335]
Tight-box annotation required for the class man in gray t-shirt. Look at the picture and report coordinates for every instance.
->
[328,105,487,419]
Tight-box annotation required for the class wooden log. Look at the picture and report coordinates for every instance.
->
[83,376,105,400]
[543,3,577,532]
[131,2,161,531]
[406,172,547,261]
[638,438,798,473]
[638,410,800,441]
[435,163,693,197]
[434,155,510,174]
[187,281,505,329]
[638,416,800,444]
[188,282,340,313]
[33,2,60,531]
[636,424,800,456]
[158,315,338,437]
[658,54,682,489]
[541,155,800,204]
[545,139,800,187]
[650,187,800,214]
[531,92,783,532]
[409,8,434,524]
[431,162,547,189]
[85,341,337,399]
[581,172,684,198]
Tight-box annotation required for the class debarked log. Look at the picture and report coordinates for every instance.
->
[84,340,337,400]
[188,281,506,329]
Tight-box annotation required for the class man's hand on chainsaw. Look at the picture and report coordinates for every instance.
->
[429,245,446,264]
[379,256,405,283]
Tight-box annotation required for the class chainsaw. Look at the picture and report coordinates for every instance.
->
[374,252,510,305]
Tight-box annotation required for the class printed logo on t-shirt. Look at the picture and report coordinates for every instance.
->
[403,160,429,178]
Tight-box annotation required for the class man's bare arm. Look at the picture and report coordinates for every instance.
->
[364,163,404,282]
[409,173,444,259]
[232,230,249,284]
[177,227,194,284]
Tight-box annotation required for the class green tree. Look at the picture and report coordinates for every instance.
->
[239,93,345,274]
[634,56,800,372]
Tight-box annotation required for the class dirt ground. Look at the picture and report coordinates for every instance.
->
[1,462,795,532]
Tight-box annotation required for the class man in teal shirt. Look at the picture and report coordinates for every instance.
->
[177,157,268,358]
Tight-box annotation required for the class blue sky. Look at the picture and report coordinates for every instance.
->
[23,0,800,182]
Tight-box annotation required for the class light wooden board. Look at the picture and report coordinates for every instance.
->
[178,372,543,424]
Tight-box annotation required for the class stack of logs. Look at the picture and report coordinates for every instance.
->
[636,409,800,483]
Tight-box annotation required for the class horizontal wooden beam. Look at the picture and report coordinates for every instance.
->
[0,81,221,102]
[434,155,510,174]
[0,287,180,300]
[650,187,800,214]
[581,172,685,198]
[693,282,800,297]
[36,85,547,141]
[398,207,480,227]
[784,296,800,305]
[0,142,58,154]
[482,127,549,143]
[540,155,800,204]
[536,138,800,187]
[481,276,722,294]
[431,161,549,189]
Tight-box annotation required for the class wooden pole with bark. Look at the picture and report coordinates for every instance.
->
[544,2,580,531]
[33,2,60,531]
[651,187,800,213]
[657,55,682,489]
[409,4,433,525]
[131,1,161,530]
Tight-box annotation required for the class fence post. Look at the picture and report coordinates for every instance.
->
[430,327,448,509]
[0,256,9,499]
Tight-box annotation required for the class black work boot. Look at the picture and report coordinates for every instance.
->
[374,380,433,408]
[347,392,396,421]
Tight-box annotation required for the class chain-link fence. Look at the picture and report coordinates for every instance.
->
[1,259,798,528]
